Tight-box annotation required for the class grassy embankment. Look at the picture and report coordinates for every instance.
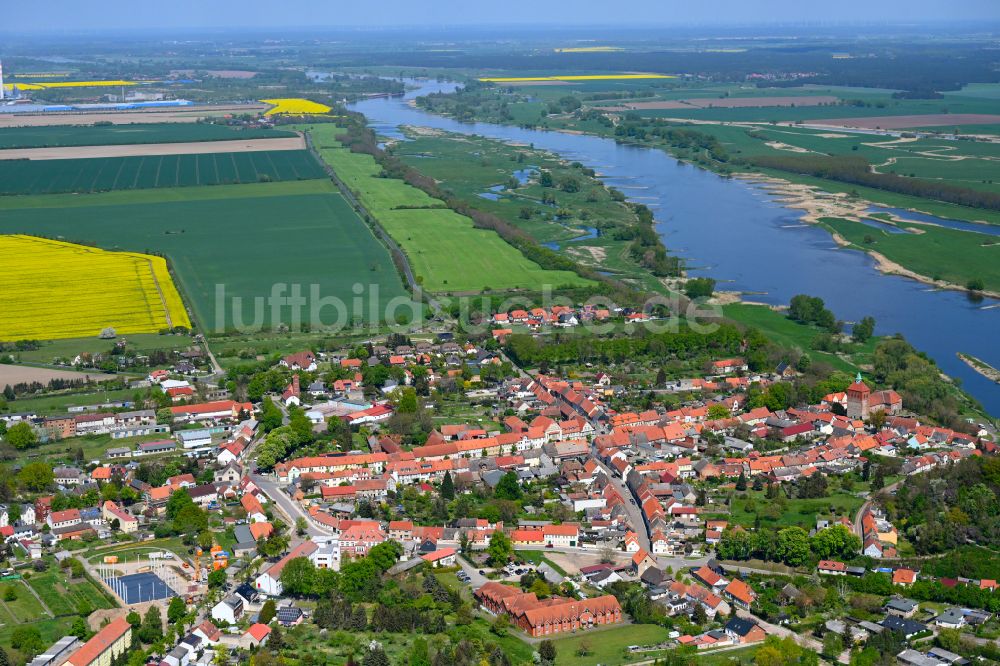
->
[301,123,592,293]
[722,303,879,376]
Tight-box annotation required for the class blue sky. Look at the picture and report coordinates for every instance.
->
[6,0,1000,30]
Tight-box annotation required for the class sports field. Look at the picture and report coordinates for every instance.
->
[0,181,410,331]
[302,124,590,292]
[0,122,297,149]
[0,149,325,195]
[0,235,191,340]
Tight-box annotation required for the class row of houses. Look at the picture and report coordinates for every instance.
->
[475,581,622,637]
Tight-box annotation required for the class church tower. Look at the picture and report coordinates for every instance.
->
[846,372,871,420]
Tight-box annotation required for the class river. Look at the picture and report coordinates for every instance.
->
[349,80,1000,416]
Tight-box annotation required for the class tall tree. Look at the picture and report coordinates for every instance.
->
[17,462,53,492]
[440,471,455,501]
[5,422,37,450]
[167,596,187,623]
[138,606,163,643]
[494,471,522,501]
[487,530,513,567]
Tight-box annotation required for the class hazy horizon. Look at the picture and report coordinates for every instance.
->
[4,0,999,32]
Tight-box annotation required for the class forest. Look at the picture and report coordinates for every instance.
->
[883,456,1000,555]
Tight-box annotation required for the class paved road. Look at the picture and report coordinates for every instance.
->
[853,479,902,539]
[456,555,489,589]
[595,459,651,552]
[251,472,333,537]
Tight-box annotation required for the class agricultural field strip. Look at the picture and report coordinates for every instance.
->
[0,149,326,195]
[0,136,305,160]
[0,365,117,385]
[0,235,190,340]
[0,105,269,128]
[0,179,334,210]
[807,113,1000,129]
[0,123,297,149]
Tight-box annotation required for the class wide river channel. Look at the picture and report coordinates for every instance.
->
[349,80,1000,416]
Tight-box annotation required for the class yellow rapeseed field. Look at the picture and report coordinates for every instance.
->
[479,73,675,82]
[0,235,191,341]
[260,98,333,115]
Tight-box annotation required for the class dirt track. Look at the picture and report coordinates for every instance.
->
[0,136,305,160]
[0,104,268,128]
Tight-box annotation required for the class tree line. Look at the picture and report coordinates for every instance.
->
[749,154,1000,212]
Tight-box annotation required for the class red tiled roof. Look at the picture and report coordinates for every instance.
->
[246,623,271,641]
[66,617,131,666]
[818,560,847,572]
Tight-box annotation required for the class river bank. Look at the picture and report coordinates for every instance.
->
[735,174,1000,300]
[960,353,1000,385]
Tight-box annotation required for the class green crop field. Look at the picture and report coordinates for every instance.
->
[300,124,592,293]
[0,149,326,195]
[0,123,297,149]
[0,180,411,330]
[0,177,330,210]
[820,216,1000,292]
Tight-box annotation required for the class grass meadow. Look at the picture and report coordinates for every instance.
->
[302,124,591,293]
[820,216,1000,292]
